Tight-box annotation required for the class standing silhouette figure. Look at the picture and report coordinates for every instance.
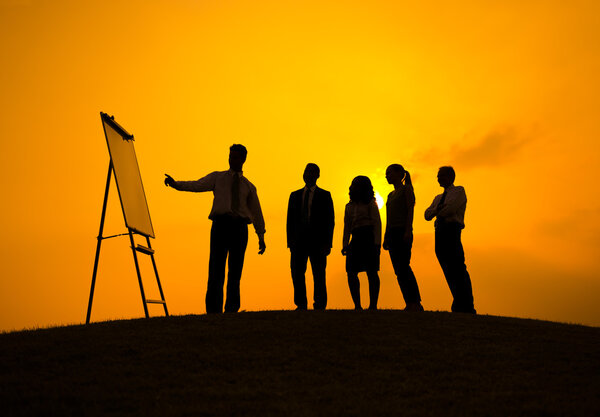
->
[342,176,382,310]
[164,144,266,314]
[287,163,335,310]
[425,166,475,314]
[383,164,424,311]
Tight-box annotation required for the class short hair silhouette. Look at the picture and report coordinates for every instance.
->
[230,144,248,162]
[438,166,455,182]
[306,163,320,176]
[349,176,375,204]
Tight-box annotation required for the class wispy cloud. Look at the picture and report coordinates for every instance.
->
[417,126,534,169]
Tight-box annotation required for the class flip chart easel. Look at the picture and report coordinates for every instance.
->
[86,112,168,324]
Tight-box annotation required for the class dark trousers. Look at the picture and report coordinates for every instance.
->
[290,247,327,310]
[207,217,248,313]
[435,223,475,313]
[387,228,421,304]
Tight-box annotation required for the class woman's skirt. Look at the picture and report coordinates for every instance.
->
[346,225,380,273]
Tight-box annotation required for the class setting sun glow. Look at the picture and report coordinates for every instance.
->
[374,192,385,210]
[0,0,599,331]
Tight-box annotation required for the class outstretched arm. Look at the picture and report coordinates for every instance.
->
[164,172,217,192]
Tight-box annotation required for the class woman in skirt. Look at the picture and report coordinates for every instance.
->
[342,176,382,310]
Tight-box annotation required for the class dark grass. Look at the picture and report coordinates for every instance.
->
[1,310,598,416]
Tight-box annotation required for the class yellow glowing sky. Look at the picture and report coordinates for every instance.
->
[1,0,599,331]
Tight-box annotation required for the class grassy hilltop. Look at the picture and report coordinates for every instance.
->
[1,310,598,416]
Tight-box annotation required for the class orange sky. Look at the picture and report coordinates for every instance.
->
[1,0,599,331]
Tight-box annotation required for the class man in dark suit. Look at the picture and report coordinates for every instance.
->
[287,163,335,310]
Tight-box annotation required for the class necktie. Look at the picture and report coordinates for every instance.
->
[231,173,240,214]
[302,188,311,224]
[437,190,447,209]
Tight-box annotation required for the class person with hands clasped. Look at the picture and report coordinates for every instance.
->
[383,164,424,312]
[342,176,382,310]
[425,166,475,314]
[164,144,266,314]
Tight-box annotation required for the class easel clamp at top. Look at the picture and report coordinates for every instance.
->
[101,112,134,141]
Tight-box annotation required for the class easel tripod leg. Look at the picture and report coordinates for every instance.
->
[129,230,150,318]
[86,238,102,324]
[146,236,169,316]
[86,163,113,324]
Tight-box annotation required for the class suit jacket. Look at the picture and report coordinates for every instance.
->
[287,186,335,252]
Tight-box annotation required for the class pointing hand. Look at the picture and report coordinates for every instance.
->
[164,174,175,187]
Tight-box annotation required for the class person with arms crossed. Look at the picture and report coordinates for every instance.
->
[164,144,266,314]
[287,163,335,310]
[383,164,424,312]
[424,166,475,314]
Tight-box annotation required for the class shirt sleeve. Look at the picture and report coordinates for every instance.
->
[437,187,466,219]
[342,204,352,249]
[424,194,440,221]
[383,192,393,243]
[286,192,295,248]
[405,187,415,231]
[325,192,335,249]
[174,171,218,192]
[247,184,266,237]
[370,201,382,247]
[406,186,416,207]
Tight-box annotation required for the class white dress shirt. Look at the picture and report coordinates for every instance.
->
[424,184,467,228]
[174,170,266,236]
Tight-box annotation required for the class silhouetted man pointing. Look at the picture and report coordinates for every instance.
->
[165,144,266,313]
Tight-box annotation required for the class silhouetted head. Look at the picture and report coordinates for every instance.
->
[386,164,406,185]
[229,144,247,172]
[303,163,320,187]
[349,176,375,204]
[437,166,455,188]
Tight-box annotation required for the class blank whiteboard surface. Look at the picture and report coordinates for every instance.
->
[102,114,155,238]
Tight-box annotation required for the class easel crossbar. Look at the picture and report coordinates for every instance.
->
[100,233,130,240]
[146,299,166,305]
